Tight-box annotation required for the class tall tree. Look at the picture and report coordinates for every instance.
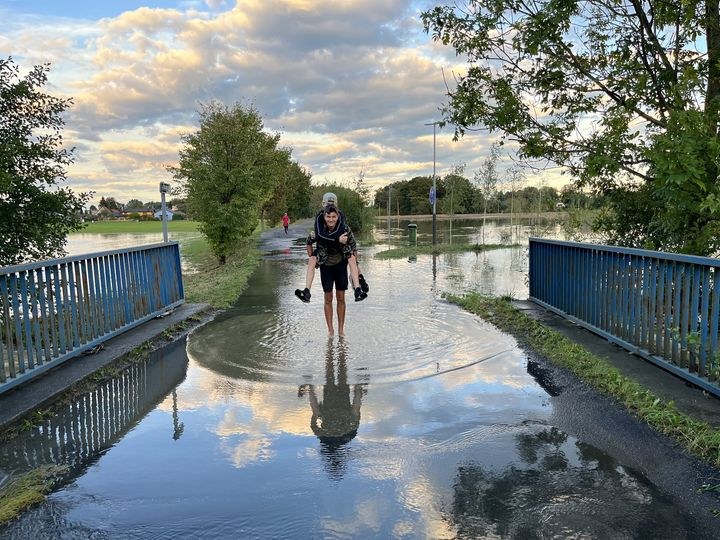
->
[506,165,526,225]
[352,168,372,205]
[0,57,89,266]
[475,144,500,243]
[440,164,475,215]
[170,101,288,264]
[262,159,312,224]
[423,0,720,254]
[126,199,144,209]
[374,181,403,214]
[99,196,120,210]
[406,176,437,215]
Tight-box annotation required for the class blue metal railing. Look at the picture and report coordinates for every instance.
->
[0,242,184,394]
[529,238,720,397]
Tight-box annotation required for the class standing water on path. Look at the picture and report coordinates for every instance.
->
[0,224,718,538]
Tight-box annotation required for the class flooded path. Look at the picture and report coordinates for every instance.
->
[1,220,719,538]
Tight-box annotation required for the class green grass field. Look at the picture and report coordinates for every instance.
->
[74,221,200,234]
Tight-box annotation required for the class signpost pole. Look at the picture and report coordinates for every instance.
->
[424,121,439,245]
[159,182,170,243]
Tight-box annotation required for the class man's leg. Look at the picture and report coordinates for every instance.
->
[347,254,360,288]
[324,291,334,337]
[348,254,367,301]
[350,253,369,293]
[305,255,317,290]
[336,289,346,337]
[295,255,317,302]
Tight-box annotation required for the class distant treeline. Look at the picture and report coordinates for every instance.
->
[373,175,601,215]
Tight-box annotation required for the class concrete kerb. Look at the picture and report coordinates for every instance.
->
[0,302,213,431]
[513,299,720,428]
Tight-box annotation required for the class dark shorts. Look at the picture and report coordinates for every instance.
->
[320,259,349,292]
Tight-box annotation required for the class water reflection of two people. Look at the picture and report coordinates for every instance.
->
[299,339,364,480]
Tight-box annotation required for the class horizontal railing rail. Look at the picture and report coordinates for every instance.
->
[0,242,184,394]
[529,238,720,398]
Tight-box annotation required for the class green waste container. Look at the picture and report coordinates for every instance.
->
[408,223,417,244]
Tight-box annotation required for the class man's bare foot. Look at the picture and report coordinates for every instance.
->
[338,330,345,337]
[328,330,334,338]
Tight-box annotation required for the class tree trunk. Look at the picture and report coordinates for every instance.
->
[706,0,720,137]
[705,0,720,215]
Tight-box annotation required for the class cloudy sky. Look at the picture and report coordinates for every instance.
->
[1,0,562,206]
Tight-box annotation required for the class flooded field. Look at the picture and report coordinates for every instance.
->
[1,217,717,538]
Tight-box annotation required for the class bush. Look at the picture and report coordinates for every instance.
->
[314,184,373,232]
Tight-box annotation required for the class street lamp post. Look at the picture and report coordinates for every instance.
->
[424,121,439,245]
[387,185,392,244]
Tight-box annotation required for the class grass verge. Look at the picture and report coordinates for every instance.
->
[375,242,519,260]
[0,465,68,525]
[445,292,720,468]
[181,235,261,308]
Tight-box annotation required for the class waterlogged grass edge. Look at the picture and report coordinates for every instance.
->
[0,465,69,525]
[445,292,720,470]
[182,235,260,309]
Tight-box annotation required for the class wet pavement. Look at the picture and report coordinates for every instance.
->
[1,217,720,539]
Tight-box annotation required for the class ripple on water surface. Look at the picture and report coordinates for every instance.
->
[186,252,522,388]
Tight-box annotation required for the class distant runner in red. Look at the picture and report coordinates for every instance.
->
[282,212,290,235]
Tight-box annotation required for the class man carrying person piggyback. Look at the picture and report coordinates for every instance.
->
[295,192,369,306]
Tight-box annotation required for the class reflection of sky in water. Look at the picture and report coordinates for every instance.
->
[368,216,597,299]
[372,215,597,247]
[1,219,715,538]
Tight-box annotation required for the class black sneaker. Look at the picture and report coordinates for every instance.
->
[295,288,311,303]
[358,273,369,293]
[354,287,367,302]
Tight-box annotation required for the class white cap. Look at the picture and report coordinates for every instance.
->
[322,192,337,206]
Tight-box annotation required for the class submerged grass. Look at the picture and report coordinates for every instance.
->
[375,242,519,260]
[445,292,720,468]
[0,465,69,525]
